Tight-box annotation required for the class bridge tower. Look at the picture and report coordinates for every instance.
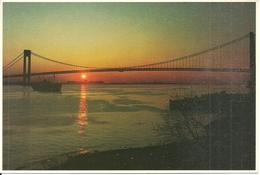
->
[249,32,255,98]
[23,49,31,86]
[249,32,255,123]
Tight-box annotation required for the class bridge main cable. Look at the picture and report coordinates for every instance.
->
[31,52,97,69]
[3,52,23,71]
[125,33,250,69]
[3,32,251,78]
[3,53,24,72]
[31,33,249,70]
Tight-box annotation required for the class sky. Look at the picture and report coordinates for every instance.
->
[3,2,255,83]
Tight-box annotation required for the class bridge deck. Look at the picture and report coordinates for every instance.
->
[3,67,250,78]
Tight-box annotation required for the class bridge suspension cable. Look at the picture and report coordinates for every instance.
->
[31,52,96,69]
[3,32,251,79]
[3,52,23,69]
[125,33,250,69]
[29,33,249,71]
[3,53,24,72]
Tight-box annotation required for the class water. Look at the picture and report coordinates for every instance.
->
[3,84,247,169]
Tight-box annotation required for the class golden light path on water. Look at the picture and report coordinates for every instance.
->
[77,84,89,155]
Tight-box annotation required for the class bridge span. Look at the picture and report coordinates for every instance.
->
[3,32,255,96]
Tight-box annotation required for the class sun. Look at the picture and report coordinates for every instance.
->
[81,74,87,80]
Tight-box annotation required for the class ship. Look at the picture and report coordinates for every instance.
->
[31,80,62,92]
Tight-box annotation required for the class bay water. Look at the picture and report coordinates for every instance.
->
[3,84,247,169]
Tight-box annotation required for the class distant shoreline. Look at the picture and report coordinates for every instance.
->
[3,81,245,86]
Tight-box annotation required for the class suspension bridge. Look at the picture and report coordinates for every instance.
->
[3,32,255,93]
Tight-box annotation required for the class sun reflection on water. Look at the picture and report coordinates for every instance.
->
[77,84,88,154]
[78,84,88,133]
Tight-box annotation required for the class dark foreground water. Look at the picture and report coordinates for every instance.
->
[3,84,247,169]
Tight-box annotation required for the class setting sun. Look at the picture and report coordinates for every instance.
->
[81,74,87,80]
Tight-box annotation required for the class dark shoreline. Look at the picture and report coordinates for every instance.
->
[50,140,209,170]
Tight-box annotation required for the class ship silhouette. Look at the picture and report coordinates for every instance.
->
[31,79,62,92]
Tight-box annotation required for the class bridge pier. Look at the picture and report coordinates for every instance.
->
[23,50,31,86]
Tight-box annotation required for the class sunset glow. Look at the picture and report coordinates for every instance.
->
[3,3,255,83]
[2,2,256,170]
[81,74,87,80]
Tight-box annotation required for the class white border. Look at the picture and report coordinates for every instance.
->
[255,0,259,173]
[0,0,258,174]
[0,0,3,172]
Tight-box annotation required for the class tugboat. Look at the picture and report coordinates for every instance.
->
[31,80,62,92]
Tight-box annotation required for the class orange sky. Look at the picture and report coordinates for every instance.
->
[3,3,255,83]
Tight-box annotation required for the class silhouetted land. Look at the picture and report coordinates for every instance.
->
[20,92,255,170]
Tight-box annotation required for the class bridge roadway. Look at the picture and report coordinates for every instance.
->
[3,67,250,78]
